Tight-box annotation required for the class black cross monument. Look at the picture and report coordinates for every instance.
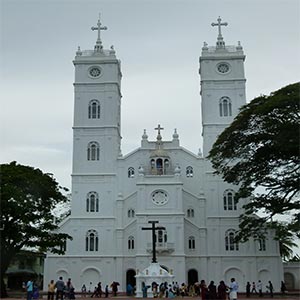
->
[142,221,166,263]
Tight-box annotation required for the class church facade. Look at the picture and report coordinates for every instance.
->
[44,17,283,292]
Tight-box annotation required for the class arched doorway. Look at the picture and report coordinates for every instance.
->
[188,269,198,285]
[81,267,101,291]
[284,272,295,290]
[224,268,244,289]
[126,269,136,288]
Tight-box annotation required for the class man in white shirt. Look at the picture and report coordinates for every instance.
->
[229,278,239,300]
[257,280,263,297]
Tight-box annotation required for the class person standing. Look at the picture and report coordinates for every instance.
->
[246,282,251,298]
[126,283,133,296]
[217,281,227,300]
[55,277,65,300]
[200,280,208,300]
[105,285,109,298]
[111,281,119,297]
[81,284,87,297]
[142,282,150,298]
[251,282,257,294]
[229,278,238,300]
[32,282,39,300]
[89,282,93,293]
[97,282,103,298]
[26,279,34,300]
[65,278,73,300]
[257,280,263,297]
[208,281,217,300]
[48,280,56,300]
[267,281,273,298]
[281,281,287,294]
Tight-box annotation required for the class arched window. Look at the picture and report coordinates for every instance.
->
[258,238,266,251]
[186,166,193,178]
[156,158,163,175]
[164,159,170,169]
[86,229,99,251]
[225,229,239,251]
[87,141,100,161]
[60,240,67,252]
[86,192,99,212]
[128,209,135,218]
[187,208,194,218]
[88,100,100,119]
[219,97,232,117]
[188,236,195,249]
[150,158,170,175]
[156,229,167,247]
[223,190,237,210]
[128,236,135,249]
[128,167,135,178]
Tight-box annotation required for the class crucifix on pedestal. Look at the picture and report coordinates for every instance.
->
[142,221,166,263]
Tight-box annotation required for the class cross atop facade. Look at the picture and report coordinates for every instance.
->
[154,124,164,135]
[142,221,166,263]
[211,16,228,38]
[91,14,107,51]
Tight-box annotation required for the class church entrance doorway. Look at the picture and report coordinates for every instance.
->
[126,269,136,289]
[188,269,198,285]
[284,272,295,290]
[188,269,198,284]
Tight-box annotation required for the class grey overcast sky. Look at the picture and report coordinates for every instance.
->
[1,0,300,190]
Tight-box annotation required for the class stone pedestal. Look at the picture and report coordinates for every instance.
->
[135,262,174,298]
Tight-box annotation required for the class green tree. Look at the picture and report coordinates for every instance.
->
[0,162,72,297]
[208,82,300,242]
[271,222,298,261]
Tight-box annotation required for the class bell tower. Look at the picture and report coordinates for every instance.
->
[72,15,122,176]
[199,17,246,157]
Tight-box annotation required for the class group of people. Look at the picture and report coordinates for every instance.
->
[246,280,287,298]
[246,280,273,298]
[47,278,121,299]
[81,281,119,298]
[41,276,287,299]
[86,281,110,298]
[47,277,75,300]
[142,278,238,299]
[24,279,40,300]
[197,278,238,300]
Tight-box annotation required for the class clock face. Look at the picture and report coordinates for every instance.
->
[217,63,230,74]
[152,190,168,206]
[89,67,101,77]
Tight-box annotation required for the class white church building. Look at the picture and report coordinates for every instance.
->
[44,17,284,292]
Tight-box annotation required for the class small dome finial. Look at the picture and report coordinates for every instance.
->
[198,148,203,157]
[202,42,208,51]
[76,46,82,56]
[142,129,148,140]
[236,41,243,50]
[173,128,179,140]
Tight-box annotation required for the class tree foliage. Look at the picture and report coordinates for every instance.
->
[0,162,72,297]
[208,82,300,241]
[270,222,298,261]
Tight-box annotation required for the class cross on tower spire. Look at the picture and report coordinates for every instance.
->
[211,16,228,49]
[91,14,107,52]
